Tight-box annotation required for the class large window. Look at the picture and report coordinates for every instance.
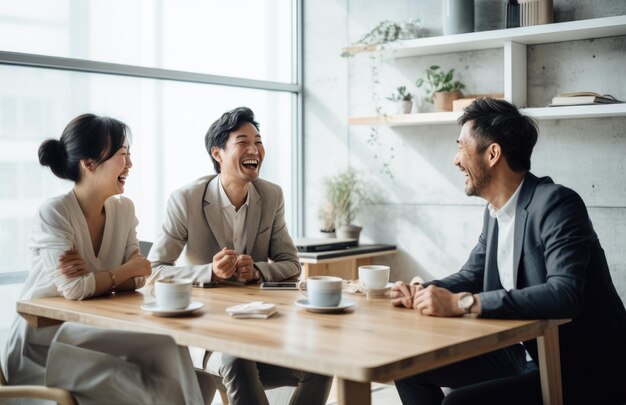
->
[0,0,301,343]
[0,0,293,82]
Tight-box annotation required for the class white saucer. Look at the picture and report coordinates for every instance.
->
[363,282,394,296]
[344,282,393,296]
[141,301,204,317]
[295,298,355,313]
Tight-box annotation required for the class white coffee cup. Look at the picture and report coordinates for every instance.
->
[155,278,192,310]
[358,265,390,289]
[301,276,343,307]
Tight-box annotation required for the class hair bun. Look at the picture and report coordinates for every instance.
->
[38,138,67,179]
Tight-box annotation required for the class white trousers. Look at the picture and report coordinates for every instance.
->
[45,322,207,405]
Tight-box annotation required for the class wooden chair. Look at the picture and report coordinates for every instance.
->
[0,366,77,405]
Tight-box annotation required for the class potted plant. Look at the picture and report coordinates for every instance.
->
[317,202,336,238]
[386,85,414,114]
[322,168,370,241]
[415,65,466,112]
[340,20,402,57]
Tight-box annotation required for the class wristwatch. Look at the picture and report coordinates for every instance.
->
[253,269,262,281]
[458,293,475,314]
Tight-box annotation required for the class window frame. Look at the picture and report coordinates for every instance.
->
[0,0,304,281]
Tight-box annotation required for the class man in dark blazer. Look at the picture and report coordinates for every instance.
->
[148,107,331,405]
[391,98,626,405]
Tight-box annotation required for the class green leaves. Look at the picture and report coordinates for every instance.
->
[322,168,370,226]
[415,65,465,103]
[341,20,402,57]
[357,20,401,46]
[386,85,413,101]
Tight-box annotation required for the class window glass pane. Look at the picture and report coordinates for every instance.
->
[0,64,295,276]
[0,0,294,83]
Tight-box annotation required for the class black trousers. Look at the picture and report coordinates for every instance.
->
[394,343,541,405]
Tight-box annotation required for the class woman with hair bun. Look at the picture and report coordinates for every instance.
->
[0,114,207,404]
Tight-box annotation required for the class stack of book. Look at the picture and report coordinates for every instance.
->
[549,92,622,107]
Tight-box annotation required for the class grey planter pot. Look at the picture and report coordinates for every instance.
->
[336,224,362,242]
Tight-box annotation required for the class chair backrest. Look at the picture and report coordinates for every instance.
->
[139,240,153,257]
[0,365,7,386]
[0,364,78,405]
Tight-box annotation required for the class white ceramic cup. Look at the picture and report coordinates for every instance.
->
[358,265,390,289]
[301,276,343,307]
[155,278,192,310]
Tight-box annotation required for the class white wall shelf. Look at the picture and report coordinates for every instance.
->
[388,15,626,58]
[346,15,626,125]
[342,16,626,58]
[348,104,626,127]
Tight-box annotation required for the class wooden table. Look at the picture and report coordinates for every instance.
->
[17,287,566,405]
[298,244,398,280]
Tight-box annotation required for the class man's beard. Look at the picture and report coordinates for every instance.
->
[465,161,491,197]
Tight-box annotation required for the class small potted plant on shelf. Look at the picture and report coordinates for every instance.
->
[322,168,370,241]
[386,85,414,114]
[317,201,336,238]
[415,65,466,112]
[341,20,402,57]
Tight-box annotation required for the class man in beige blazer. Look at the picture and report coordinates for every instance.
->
[148,106,331,405]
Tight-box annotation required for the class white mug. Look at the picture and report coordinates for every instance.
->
[300,276,343,307]
[358,265,390,290]
[155,278,192,310]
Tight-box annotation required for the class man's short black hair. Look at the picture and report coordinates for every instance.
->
[458,98,538,172]
[204,106,260,173]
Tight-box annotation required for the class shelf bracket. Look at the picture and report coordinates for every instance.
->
[504,41,527,107]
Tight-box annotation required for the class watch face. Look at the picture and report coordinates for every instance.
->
[460,294,474,310]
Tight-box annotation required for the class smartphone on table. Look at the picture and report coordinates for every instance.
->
[193,281,221,288]
[259,281,299,290]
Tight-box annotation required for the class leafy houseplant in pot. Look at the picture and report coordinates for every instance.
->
[386,85,414,114]
[415,65,466,112]
[317,202,336,238]
[322,168,370,241]
[340,20,402,57]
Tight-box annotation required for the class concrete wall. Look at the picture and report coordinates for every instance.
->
[303,0,626,301]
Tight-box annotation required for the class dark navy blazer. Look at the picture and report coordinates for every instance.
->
[428,172,626,403]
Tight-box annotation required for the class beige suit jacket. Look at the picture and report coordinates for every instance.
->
[147,175,300,284]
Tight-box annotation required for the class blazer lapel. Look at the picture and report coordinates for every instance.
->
[512,210,528,288]
[513,173,538,287]
[244,184,261,255]
[203,176,228,249]
[484,217,502,291]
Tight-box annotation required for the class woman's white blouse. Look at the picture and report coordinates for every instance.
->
[1,192,203,404]
[22,190,144,301]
